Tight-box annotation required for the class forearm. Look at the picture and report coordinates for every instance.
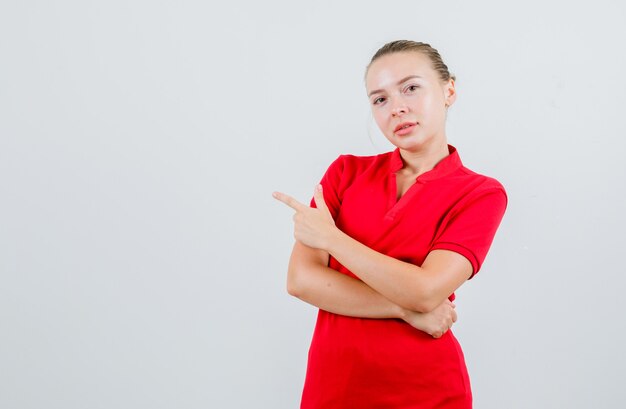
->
[286,242,457,338]
[287,243,406,319]
[324,229,454,313]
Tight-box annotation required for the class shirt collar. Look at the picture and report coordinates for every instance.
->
[389,144,463,182]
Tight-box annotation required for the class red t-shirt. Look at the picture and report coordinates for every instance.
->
[301,145,507,409]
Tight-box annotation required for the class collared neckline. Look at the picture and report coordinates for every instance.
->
[388,144,463,182]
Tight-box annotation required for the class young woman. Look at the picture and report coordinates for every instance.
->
[273,40,507,409]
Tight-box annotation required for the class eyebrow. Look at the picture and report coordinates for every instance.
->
[367,75,423,97]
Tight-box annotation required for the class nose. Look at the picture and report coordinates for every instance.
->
[391,100,408,117]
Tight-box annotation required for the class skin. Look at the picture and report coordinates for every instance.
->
[273,51,471,338]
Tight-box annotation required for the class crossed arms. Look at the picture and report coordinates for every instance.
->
[273,185,473,338]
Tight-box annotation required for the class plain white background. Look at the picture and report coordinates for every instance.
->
[1,1,625,408]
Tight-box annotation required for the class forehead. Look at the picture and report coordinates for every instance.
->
[365,52,436,91]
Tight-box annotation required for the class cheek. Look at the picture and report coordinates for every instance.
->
[421,97,445,120]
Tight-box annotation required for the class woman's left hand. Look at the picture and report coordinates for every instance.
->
[402,300,457,338]
[273,185,337,251]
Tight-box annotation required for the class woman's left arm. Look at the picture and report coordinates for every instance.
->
[327,233,471,313]
[274,185,473,313]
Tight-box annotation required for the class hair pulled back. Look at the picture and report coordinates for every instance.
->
[367,40,456,83]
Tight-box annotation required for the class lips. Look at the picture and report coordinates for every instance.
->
[394,122,417,135]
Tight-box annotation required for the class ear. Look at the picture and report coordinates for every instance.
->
[444,79,457,108]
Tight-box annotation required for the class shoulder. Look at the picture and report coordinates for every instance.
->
[324,151,394,177]
[319,151,393,206]
[439,147,508,211]
[449,166,508,218]
[450,147,506,198]
[429,145,506,199]
[317,151,392,216]
[459,166,507,195]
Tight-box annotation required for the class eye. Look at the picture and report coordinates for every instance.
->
[405,84,420,93]
[372,97,386,105]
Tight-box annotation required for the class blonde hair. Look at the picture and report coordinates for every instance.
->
[366,40,456,82]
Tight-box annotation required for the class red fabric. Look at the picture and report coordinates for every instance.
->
[301,145,507,409]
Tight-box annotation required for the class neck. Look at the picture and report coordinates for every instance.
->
[398,140,450,176]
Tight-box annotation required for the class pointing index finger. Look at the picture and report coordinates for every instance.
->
[272,191,307,211]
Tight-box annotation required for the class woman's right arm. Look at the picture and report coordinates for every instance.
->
[287,241,456,338]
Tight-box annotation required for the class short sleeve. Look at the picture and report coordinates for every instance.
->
[430,187,507,278]
[309,155,347,221]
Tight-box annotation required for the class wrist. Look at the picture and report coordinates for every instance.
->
[323,226,344,253]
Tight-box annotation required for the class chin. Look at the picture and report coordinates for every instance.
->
[387,135,431,151]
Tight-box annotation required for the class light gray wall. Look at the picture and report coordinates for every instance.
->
[1,1,625,408]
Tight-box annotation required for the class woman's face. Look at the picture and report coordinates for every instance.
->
[365,52,455,153]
